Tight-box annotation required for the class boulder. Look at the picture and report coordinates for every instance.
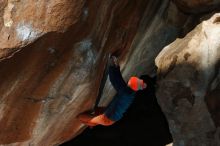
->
[156,13,220,146]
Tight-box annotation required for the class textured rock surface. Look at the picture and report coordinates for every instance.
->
[0,0,220,146]
[156,13,220,146]
[0,0,85,60]
[173,0,220,13]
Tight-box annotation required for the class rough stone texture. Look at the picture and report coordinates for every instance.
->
[173,0,220,14]
[0,0,220,146]
[0,0,84,60]
[156,13,220,146]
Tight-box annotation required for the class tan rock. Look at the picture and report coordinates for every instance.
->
[156,13,220,146]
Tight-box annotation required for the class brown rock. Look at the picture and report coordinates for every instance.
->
[0,0,220,145]
[0,0,84,60]
[0,1,156,145]
[173,0,220,14]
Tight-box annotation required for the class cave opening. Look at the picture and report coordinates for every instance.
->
[60,75,173,146]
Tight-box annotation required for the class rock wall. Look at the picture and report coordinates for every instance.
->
[0,0,219,145]
[173,0,220,13]
[156,13,220,146]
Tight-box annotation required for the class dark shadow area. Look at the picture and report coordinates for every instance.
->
[60,75,173,146]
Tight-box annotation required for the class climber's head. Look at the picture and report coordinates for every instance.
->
[128,76,147,91]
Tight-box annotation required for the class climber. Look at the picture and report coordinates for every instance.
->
[77,56,147,126]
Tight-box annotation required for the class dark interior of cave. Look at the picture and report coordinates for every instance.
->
[60,75,173,146]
